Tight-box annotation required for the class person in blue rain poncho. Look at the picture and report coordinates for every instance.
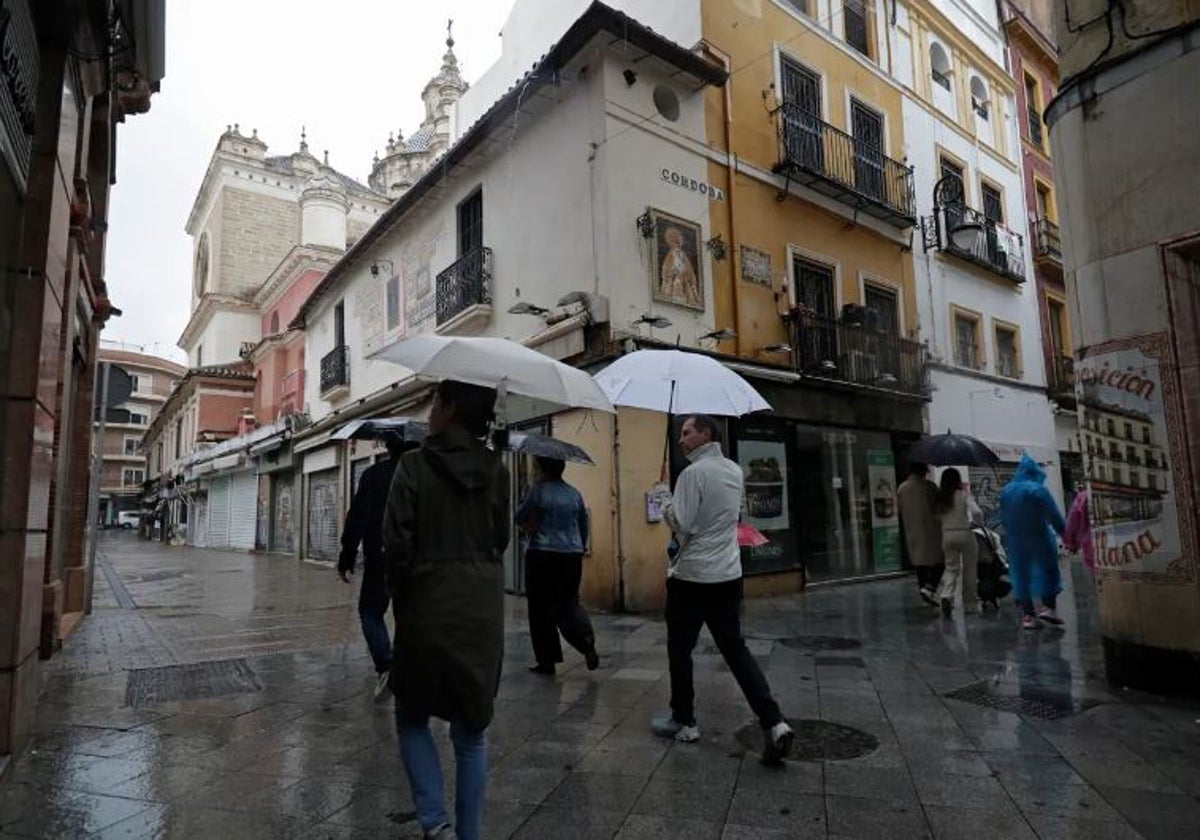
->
[999,454,1067,631]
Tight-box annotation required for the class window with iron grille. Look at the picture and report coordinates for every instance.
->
[995,325,1019,378]
[864,283,899,336]
[1024,74,1043,146]
[954,312,980,368]
[982,183,1004,223]
[844,0,870,58]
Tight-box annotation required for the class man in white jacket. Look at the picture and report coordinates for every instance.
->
[651,415,794,765]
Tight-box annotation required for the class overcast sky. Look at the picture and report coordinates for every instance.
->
[104,1,513,363]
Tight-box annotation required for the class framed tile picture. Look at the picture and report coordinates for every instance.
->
[649,209,704,311]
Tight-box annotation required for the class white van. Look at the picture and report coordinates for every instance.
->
[116,511,140,529]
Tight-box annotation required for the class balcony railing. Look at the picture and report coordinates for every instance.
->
[1034,217,1061,265]
[921,202,1026,283]
[787,310,928,397]
[319,345,349,396]
[436,247,493,326]
[1049,354,1074,397]
[774,102,916,227]
[1027,105,1044,148]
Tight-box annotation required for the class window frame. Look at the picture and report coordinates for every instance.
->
[861,274,904,336]
[929,40,953,92]
[1023,71,1045,150]
[950,304,985,370]
[123,435,141,456]
[991,318,1023,380]
[979,178,1005,224]
[842,0,873,61]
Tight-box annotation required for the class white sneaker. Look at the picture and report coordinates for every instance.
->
[651,714,700,742]
[373,672,391,703]
[762,721,794,765]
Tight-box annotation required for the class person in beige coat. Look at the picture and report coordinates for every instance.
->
[897,462,943,606]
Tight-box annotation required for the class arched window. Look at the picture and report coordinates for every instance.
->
[970,75,989,119]
[270,311,280,334]
[930,43,951,90]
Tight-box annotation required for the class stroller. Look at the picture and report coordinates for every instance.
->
[974,524,1012,608]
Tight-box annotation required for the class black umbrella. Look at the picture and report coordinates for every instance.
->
[331,418,429,443]
[506,432,595,466]
[907,431,1000,467]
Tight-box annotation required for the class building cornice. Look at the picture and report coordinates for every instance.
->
[177,294,259,351]
[253,244,343,311]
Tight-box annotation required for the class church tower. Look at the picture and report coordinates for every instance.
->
[368,21,468,199]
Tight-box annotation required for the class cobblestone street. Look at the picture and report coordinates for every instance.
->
[1,533,1197,839]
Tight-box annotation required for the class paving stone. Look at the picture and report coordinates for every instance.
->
[824,794,933,839]
[924,805,1039,840]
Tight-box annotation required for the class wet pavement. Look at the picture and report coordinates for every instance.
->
[1,532,1198,839]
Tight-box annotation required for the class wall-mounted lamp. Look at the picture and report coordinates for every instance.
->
[635,314,672,330]
[370,258,395,278]
[635,211,654,238]
[507,301,550,316]
[704,234,728,261]
[623,68,638,87]
[699,327,737,343]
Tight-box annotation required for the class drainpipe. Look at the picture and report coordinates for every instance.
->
[710,43,742,356]
[612,413,626,612]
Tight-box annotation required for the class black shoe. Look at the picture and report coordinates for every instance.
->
[761,722,794,766]
[529,664,555,675]
[585,648,600,671]
[940,597,953,617]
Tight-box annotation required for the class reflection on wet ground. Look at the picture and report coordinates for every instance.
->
[1,532,1197,838]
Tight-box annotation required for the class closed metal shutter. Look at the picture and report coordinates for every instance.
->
[229,472,257,550]
[271,473,296,554]
[208,476,231,548]
[306,468,340,561]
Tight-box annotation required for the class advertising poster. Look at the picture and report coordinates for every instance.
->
[866,449,901,572]
[736,423,798,574]
[1076,334,1195,583]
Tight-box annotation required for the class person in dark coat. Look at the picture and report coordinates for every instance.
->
[383,380,508,840]
[338,436,417,701]
[516,456,598,675]
[999,454,1067,630]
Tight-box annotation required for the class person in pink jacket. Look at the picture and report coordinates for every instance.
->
[1063,487,1095,573]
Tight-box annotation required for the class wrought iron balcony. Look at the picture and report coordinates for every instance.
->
[319,345,349,396]
[1048,354,1074,398]
[921,202,1026,283]
[786,309,928,397]
[773,102,916,227]
[1034,217,1061,266]
[436,247,493,327]
[1027,105,1044,149]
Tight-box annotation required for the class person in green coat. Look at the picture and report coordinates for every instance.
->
[383,379,509,840]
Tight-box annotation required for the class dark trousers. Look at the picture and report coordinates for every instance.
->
[359,563,392,674]
[915,564,944,590]
[665,577,783,730]
[525,549,595,666]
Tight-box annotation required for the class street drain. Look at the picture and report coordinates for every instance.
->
[775,635,862,652]
[735,718,878,762]
[125,658,261,708]
[943,680,1097,721]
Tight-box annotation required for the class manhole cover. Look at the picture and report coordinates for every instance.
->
[735,718,878,762]
[943,680,1097,721]
[775,635,862,652]
[125,658,261,708]
[814,655,866,667]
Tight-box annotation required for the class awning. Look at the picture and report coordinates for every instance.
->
[249,434,286,457]
[209,453,241,472]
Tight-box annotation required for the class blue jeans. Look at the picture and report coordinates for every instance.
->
[359,565,391,673]
[395,705,487,840]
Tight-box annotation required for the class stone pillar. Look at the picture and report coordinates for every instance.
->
[1,30,70,761]
[1047,26,1200,696]
[299,173,349,250]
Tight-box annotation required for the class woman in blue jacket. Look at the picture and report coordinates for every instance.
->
[999,454,1067,630]
[517,457,599,675]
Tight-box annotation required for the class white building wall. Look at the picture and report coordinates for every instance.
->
[456,0,702,135]
[305,44,720,425]
[190,310,261,367]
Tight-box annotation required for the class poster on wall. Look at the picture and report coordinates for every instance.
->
[649,208,705,311]
[866,450,901,572]
[1076,334,1195,583]
[735,423,798,575]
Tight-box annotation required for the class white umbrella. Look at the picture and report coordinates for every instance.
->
[369,335,615,415]
[594,349,771,416]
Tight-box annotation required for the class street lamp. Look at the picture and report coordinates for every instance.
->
[635,314,672,331]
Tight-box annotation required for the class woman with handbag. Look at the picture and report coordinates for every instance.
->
[516,456,599,675]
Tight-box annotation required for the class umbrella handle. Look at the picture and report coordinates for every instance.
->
[660,380,676,484]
